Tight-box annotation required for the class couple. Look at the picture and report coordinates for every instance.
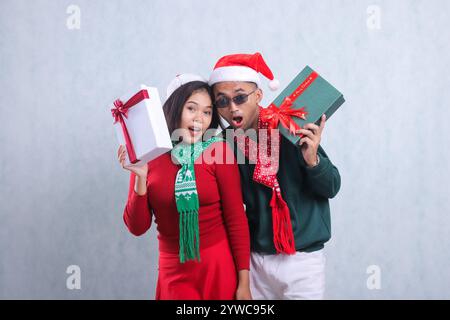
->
[118,52,341,300]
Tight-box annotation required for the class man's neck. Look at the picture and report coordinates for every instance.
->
[250,107,260,132]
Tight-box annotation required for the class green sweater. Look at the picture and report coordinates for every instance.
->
[225,129,341,254]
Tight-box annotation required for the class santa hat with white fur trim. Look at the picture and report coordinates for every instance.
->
[166,73,207,99]
[208,52,279,91]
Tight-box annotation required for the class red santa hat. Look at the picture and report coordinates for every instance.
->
[208,52,280,91]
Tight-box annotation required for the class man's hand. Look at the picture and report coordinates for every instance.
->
[296,114,326,167]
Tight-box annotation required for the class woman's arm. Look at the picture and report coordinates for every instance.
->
[214,142,252,299]
[118,145,152,236]
[134,173,147,195]
[123,171,153,236]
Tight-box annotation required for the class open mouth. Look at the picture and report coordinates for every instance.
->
[188,126,202,135]
[231,116,243,127]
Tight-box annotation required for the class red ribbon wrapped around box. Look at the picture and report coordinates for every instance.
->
[260,70,319,136]
[111,89,149,164]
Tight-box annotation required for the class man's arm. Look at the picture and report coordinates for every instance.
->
[302,145,341,199]
[296,115,341,198]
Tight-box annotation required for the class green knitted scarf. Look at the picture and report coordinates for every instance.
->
[171,136,223,263]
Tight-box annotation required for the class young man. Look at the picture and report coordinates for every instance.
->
[209,52,341,300]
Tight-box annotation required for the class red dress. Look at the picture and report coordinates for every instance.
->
[123,141,250,300]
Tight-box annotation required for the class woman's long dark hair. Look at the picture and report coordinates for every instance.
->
[162,81,222,138]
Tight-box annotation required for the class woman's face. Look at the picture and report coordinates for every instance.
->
[179,89,213,144]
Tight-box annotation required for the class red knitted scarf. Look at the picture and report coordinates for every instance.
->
[234,107,296,254]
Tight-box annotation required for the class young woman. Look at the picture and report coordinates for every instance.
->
[117,74,251,300]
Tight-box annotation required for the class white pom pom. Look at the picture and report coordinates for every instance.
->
[268,79,280,91]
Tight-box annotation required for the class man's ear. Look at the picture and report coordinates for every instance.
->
[255,87,263,104]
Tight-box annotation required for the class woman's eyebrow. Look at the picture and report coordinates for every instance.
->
[186,101,198,105]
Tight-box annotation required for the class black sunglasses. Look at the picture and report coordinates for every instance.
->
[214,89,257,109]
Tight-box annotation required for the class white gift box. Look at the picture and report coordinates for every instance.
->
[111,85,172,167]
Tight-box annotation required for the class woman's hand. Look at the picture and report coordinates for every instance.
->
[117,145,148,178]
[235,270,252,300]
[235,284,253,300]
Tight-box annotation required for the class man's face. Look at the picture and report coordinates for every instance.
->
[213,81,263,130]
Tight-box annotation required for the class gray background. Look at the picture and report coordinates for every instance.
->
[1,0,449,299]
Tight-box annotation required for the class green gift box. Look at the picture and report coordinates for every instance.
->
[267,65,345,145]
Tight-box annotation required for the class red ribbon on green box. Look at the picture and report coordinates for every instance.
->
[111,89,149,164]
[261,71,319,136]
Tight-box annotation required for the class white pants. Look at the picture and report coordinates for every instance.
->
[250,249,326,300]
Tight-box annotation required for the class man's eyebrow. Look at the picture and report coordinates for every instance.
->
[216,88,246,96]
